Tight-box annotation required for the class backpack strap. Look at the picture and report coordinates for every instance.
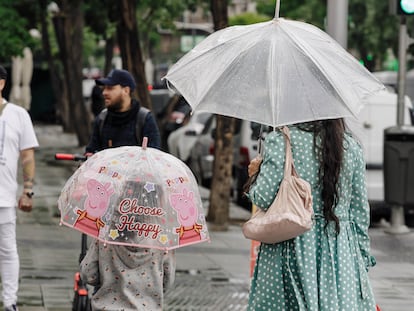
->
[136,107,149,145]
[98,108,108,140]
[98,106,150,145]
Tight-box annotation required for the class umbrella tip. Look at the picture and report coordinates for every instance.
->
[142,137,148,150]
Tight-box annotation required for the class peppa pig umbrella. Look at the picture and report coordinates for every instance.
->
[57,141,210,250]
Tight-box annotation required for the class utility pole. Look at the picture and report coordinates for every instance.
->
[396,16,414,126]
[326,0,349,48]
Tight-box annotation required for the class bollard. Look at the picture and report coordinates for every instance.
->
[384,205,410,234]
[383,126,414,234]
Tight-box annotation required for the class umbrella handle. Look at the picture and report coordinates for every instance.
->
[257,125,264,156]
[142,137,148,150]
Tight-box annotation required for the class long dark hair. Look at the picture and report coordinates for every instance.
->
[298,119,345,234]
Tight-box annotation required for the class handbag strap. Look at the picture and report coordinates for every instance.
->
[280,126,299,178]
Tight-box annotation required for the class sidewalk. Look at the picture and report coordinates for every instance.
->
[3,124,414,310]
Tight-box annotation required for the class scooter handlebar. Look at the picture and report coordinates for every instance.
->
[55,153,87,162]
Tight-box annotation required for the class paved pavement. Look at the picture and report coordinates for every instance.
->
[1,124,414,311]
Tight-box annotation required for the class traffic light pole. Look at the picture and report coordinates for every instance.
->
[396,16,408,126]
[327,0,348,49]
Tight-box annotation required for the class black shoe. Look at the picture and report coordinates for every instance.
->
[4,305,18,311]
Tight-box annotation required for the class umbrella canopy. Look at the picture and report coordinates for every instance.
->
[58,145,210,250]
[163,17,385,128]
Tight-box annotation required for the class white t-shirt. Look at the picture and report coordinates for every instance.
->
[0,100,39,211]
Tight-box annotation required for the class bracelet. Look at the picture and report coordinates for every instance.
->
[24,192,34,198]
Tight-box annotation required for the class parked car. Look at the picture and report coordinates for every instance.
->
[187,116,270,208]
[186,114,216,187]
[158,95,192,151]
[167,111,213,162]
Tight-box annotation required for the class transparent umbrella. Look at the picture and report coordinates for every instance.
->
[163,0,385,128]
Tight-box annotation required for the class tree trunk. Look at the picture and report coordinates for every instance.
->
[207,115,235,229]
[104,36,115,76]
[206,0,234,230]
[39,0,71,130]
[116,0,152,110]
[53,0,90,146]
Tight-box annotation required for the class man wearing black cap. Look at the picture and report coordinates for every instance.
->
[0,65,39,311]
[85,69,161,153]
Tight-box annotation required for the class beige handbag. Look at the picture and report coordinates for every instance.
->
[242,126,313,244]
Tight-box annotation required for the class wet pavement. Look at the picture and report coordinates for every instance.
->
[1,124,414,311]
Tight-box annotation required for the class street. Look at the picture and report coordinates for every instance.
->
[1,124,414,311]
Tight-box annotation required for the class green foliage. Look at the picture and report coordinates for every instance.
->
[0,1,35,62]
[256,0,403,71]
[256,0,326,27]
[136,0,208,62]
[136,0,203,40]
[229,12,271,26]
[348,0,399,71]
[81,0,203,66]
[1,0,403,73]
[84,0,114,37]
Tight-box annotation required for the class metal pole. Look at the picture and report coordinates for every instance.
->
[397,16,408,127]
[327,0,349,48]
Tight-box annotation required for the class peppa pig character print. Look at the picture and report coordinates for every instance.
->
[74,178,114,236]
[169,188,203,245]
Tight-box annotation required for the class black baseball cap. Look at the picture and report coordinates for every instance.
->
[96,69,136,91]
[0,66,7,80]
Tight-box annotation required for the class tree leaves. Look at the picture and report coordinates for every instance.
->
[0,2,34,62]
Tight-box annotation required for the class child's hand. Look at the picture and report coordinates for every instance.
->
[84,152,94,158]
[248,156,262,177]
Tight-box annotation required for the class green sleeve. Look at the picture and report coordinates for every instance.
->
[349,144,376,270]
[248,131,285,211]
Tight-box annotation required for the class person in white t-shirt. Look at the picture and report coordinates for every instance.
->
[0,65,39,311]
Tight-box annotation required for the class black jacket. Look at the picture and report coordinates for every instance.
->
[85,99,161,153]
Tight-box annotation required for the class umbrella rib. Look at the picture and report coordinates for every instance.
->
[288,44,317,121]
[268,34,279,126]
[278,21,356,117]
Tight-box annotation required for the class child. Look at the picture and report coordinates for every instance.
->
[80,241,175,310]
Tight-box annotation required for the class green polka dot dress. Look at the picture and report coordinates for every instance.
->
[247,127,377,311]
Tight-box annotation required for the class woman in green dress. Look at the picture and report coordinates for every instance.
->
[246,119,377,310]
